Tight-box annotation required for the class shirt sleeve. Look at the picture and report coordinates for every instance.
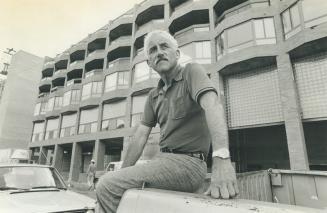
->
[185,63,217,103]
[140,92,157,127]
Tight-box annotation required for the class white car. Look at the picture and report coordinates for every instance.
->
[0,163,95,213]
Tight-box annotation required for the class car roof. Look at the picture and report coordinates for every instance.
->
[0,163,52,168]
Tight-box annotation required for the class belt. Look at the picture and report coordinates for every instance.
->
[160,147,206,161]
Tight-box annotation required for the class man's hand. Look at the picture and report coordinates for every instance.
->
[205,157,239,199]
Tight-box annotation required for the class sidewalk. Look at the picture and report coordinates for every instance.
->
[68,181,96,199]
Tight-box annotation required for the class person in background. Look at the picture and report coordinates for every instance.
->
[87,159,96,191]
[96,30,238,213]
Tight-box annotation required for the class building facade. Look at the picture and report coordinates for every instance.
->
[0,51,43,149]
[29,0,327,182]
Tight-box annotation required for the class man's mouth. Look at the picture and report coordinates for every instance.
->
[156,58,168,64]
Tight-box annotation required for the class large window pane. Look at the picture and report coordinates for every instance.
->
[92,81,102,97]
[227,21,253,48]
[302,0,327,24]
[103,101,126,119]
[290,4,301,28]
[282,9,292,33]
[254,19,265,39]
[117,71,129,88]
[61,113,77,128]
[264,18,276,38]
[80,107,99,124]
[134,61,150,83]
[45,118,59,139]
[54,96,62,109]
[63,91,71,106]
[34,103,41,116]
[47,97,55,112]
[82,83,92,100]
[32,122,45,142]
[132,94,148,114]
[105,73,117,92]
[71,90,80,104]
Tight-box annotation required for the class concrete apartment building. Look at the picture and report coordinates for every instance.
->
[29,0,327,182]
[0,51,43,149]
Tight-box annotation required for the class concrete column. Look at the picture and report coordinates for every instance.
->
[53,144,64,171]
[93,139,105,171]
[68,142,82,182]
[39,146,47,165]
[276,53,309,170]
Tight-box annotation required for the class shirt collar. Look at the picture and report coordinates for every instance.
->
[157,65,183,89]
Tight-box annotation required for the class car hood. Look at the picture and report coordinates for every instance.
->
[0,189,95,213]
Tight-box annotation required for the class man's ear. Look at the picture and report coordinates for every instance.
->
[176,49,180,60]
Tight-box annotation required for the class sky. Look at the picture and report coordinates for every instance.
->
[0,0,144,66]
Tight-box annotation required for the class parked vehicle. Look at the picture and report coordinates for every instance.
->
[0,163,95,213]
[95,160,150,180]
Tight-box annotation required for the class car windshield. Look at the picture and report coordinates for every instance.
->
[0,166,66,190]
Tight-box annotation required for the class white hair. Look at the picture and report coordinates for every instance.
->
[144,30,178,58]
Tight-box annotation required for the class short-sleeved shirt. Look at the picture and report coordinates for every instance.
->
[141,63,217,157]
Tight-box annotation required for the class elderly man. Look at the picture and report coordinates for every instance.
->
[96,30,238,213]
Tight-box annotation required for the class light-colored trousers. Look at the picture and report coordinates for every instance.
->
[96,153,207,213]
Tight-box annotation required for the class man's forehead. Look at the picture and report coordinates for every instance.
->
[148,34,173,47]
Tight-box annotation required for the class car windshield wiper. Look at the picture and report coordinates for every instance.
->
[0,187,21,191]
[31,186,67,190]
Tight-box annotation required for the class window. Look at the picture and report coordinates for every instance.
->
[71,90,80,104]
[82,82,102,100]
[63,91,71,106]
[227,21,253,49]
[105,73,117,92]
[216,33,226,60]
[82,83,92,100]
[40,102,47,115]
[131,94,148,127]
[60,113,77,137]
[179,41,212,65]
[79,107,99,134]
[34,103,41,116]
[217,18,276,54]
[102,100,127,130]
[282,3,301,39]
[47,97,55,112]
[54,97,63,110]
[117,71,129,89]
[45,118,59,140]
[302,0,327,27]
[134,61,151,83]
[253,18,276,45]
[31,122,45,142]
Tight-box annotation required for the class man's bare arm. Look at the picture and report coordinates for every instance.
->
[121,124,152,168]
[199,90,239,199]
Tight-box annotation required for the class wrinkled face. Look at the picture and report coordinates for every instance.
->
[146,34,180,74]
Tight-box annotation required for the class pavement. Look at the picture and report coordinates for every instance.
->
[69,181,96,199]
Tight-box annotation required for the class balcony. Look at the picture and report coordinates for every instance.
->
[214,0,268,25]
[39,77,52,88]
[174,24,210,45]
[43,60,55,69]
[68,60,84,71]
[53,69,67,78]
[50,86,64,93]
[106,57,130,73]
[108,36,132,52]
[66,78,82,87]
[84,69,103,79]
[109,21,133,43]
[102,116,125,131]
[169,9,209,35]
[135,19,166,40]
[38,92,50,98]
[85,49,105,64]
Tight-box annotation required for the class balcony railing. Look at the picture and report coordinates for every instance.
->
[41,77,52,82]
[66,78,82,87]
[107,57,130,69]
[78,121,98,134]
[137,19,164,31]
[85,69,103,78]
[54,69,66,76]
[110,36,131,46]
[60,126,76,138]
[38,92,50,98]
[102,117,125,131]
[51,86,64,93]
